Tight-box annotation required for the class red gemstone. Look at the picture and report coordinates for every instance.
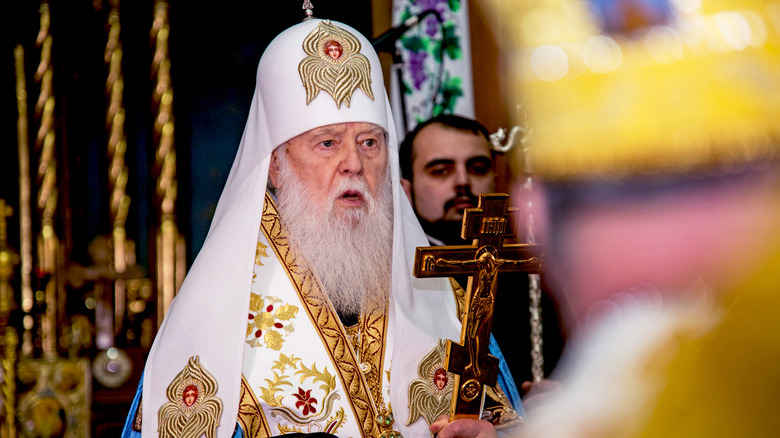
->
[274,323,283,328]
[248,314,254,319]
[266,305,273,312]
[255,330,262,338]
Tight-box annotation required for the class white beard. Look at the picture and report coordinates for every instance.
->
[274,148,394,317]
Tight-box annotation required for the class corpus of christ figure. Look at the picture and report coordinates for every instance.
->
[434,245,538,378]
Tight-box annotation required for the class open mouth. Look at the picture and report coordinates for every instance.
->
[340,190,364,203]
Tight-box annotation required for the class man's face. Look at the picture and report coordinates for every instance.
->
[270,122,389,223]
[404,123,495,223]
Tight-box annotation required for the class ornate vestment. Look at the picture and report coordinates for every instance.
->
[239,193,401,437]
[124,193,522,437]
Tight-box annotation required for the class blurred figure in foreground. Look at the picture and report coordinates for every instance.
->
[482,0,780,436]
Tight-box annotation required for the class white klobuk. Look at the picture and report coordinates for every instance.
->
[141,19,462,437]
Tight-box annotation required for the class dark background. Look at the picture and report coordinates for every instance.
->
[1,0,374,269]
[0,2,373,434]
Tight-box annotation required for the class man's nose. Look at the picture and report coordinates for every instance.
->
[337,142,364,176]
[454,164,469,187]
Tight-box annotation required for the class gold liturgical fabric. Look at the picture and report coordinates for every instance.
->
[240,194,393,437]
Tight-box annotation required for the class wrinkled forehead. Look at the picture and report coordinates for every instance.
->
[297,121,387,140]
[276,122,391,163]
[256,19,391,149]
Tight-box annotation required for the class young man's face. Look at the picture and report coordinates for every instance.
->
[403,123,495,223]
[270,122,389,222]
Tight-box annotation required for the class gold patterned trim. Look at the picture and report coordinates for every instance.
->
[158,356,223,438]
[132,398,143,431]
[298,20,374,108]
[238,375,272,438]
[483,384,524,430]
[358,291,389,408]
[260,193,381,437]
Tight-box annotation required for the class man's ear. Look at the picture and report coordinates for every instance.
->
[269,149,281,188]
[400,178,413,205]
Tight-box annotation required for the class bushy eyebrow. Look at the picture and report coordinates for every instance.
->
[466,156,492,167]
[308,124,386,139]
[422,156,492,171]
[423,159,455,170]
[360,125,386,137]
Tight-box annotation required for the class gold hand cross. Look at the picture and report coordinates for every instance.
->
[413,193,542,420]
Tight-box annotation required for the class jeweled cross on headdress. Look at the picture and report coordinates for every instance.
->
[302,0,314,21]
[413,193,542,420]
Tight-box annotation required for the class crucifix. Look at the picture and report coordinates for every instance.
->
[413,193,542,420]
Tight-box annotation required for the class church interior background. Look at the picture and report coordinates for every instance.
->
[0,0,508,436]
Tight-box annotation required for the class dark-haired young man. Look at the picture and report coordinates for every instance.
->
[400,115,495,245]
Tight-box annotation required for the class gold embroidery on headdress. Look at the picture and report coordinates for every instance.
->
[298,20,374,108]
[158,356,223,438]
[407,340,454,426]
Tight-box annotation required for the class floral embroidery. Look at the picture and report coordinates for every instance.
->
[246,294,298,350]
[293,387,318,415]
[398,0,467,118]
[257,354,346,435]
[255,241,269,266]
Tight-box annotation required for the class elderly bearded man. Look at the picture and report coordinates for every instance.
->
[122,18,520,438]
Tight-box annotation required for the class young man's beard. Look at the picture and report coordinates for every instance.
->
[274,148,394,318]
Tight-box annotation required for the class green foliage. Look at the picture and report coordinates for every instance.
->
[402,79,413,96]
[433,74,464,116]
[401,35,429,53]
[441,22,462,60]
[400,7,412,22]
